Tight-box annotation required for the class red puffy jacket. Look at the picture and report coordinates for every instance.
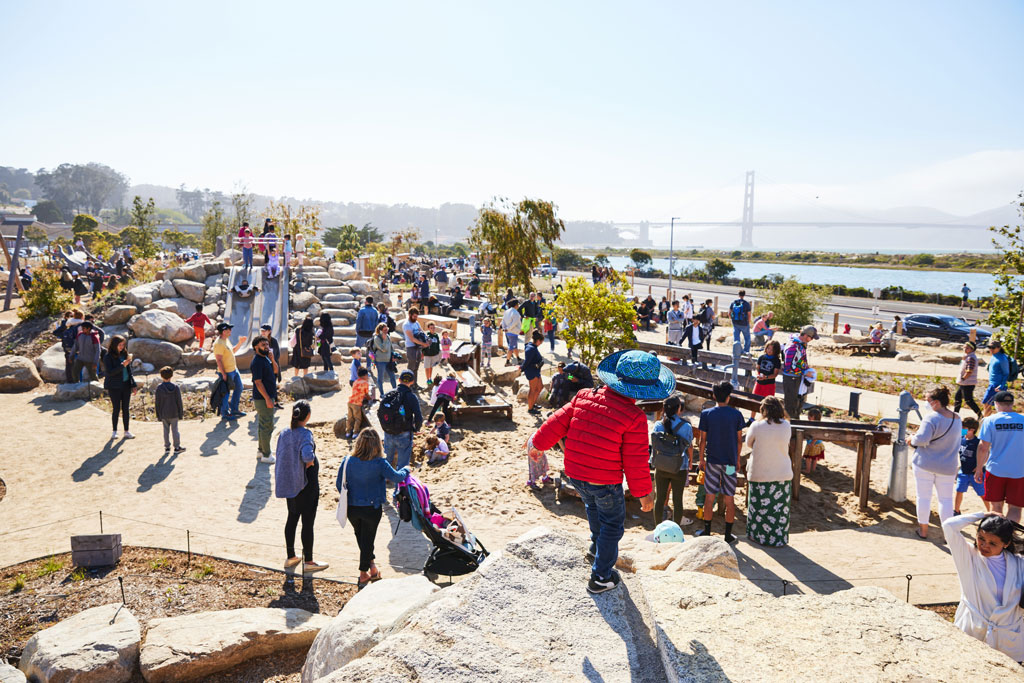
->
[532,386,652,497]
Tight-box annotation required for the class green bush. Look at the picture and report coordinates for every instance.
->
[18,270,72,321]
[759,278,831,331]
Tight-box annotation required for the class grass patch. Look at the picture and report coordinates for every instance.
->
[9,573,26,593]
[36,556,64,578]
[190,562,214,580]
[149,557,170,571]
[69,567,87,582]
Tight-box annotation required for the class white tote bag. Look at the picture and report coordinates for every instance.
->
[335,456,350,528]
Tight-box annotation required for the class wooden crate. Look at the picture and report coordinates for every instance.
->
[71,534,123,567]
[450,395,513,423]
[454,367,487,397]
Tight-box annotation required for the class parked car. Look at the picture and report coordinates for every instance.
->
[901,314,991,345]
[535,263,558,277]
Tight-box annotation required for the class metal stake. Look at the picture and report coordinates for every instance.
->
[99,510,103,534]
[119,576,126,605]
[905,574,913,603]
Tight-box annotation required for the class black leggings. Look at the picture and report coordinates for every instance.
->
[654,470,689,526]
[285,461,320,562]
[954,385,981,416]
[109,388,131,431]
[428,395,452,422]
[320,343,334,372]
[347,504,383,572]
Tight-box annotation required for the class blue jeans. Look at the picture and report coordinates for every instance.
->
[375,361,396,395]
[733,324,751,353]
[242,247,253,268]
[547,328,556,352]
[221,369,242,417]
[469,314,477,344]
[384,431,413,470]
[752,329,773,347]
[568,478,625,581]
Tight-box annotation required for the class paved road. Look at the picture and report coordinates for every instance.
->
[560,270,992,333]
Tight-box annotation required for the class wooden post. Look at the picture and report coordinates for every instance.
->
[789,429,803,501]
[896,320,903,335]
[854,439,864,495]
[713,297,719,319]
[648,285,652,295]
[859,434,875,510]
[833,312,839,334]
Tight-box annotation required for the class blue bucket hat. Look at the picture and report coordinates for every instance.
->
[597,349,675,401]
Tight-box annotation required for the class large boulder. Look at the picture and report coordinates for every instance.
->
[301,575,440,682]
[347,280,372,295]
[221,248,242,265]
[127,338,183,367]
[204,286,223,305]
[291,291,320,311]
[100,325,129,348]
[281,376,308,396]
[616,535,740,579]
[0,355,42,392]
[128,310,194,343]
[303,371,341,394]
[125,282,161,308]
[328,261,358,280]
[203,260,225,276]
[0,662,25,682]
[139,608,329,682]
[182,262,207,282]
[145,299,180,315]
[53,381,104,401]
[163,266,185,281]
[35,343,67,383]
[322,527,663,682]
[491,364,521,386]
[103,305,137,326]
[158,279,177,299]
[18,602,140,683]
[639,571,1018,681]
[162,297,198,319]
[173,278,206,303]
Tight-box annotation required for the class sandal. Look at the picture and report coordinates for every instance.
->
[915,529,928,540]
[369,571,383,583]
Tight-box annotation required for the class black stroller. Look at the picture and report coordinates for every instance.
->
[395,476,489,581]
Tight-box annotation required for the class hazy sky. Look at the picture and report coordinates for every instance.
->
[5,1,1024,222]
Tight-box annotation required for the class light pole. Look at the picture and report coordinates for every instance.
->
[668,217,680,299]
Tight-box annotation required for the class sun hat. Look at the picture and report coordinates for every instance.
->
[596,349,675,401]
[651,520,684,544]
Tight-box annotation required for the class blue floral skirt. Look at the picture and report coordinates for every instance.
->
[747,481,791,547]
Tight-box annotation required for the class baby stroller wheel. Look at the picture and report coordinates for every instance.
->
[423,569,439,582]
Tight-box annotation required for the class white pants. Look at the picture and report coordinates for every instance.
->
[913,464,956,526]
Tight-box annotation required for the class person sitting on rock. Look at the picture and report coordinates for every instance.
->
[265,246,282,280]
[234,278,259,298]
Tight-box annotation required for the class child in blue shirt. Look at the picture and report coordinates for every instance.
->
[954,416,987,515]
[349,349,362,387]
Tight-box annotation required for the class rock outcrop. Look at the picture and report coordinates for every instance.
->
[53,381,104,401]
[103,305,137,325]
[302,575,441,682]
[18,603,140,683]
[127,338,183,367]
[616,535,740,579]
[0,662,25,683]
[0,355,42,392]
[128,310,194,344]
[35,342,70,383]
[172,279,206,303]
[140,607,330,682]
[125,282,161,308]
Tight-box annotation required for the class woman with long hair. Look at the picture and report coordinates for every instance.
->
[102,335,137,439]
[943,513,1024,661]
[292,316,314,377]
[744,396,793,546]
[368,322,396,394]
[339,428,410,588]
[318,311,335,373]
[274,400,328,573]
[651,394,694,527]
[909,386,962,539]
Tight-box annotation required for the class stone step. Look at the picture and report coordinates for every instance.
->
[321,301,358,310]
[322,293,355,303]
[307,277,342,287]
[324,310,355,321]
[314,286,348,296]
[299,265,327,274]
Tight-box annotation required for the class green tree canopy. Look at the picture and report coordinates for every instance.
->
[199,201,228,253]
[24,225,47,245]
[547,274,636,367]
[324,225,362,261]
[72,214,98,234]
[704,258,735,282]
[594,253,610,267]
[630,249,652,269]
[470,197,564,295]
[127,196,159,257]
[33,199,63,223]
[759,278,831,331]
[35,162,128,217]
[987,192,1024,357]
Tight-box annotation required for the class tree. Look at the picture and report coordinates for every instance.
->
[35,162,128,216]
[176,185,209,221]
[267,200,322,241]
[231,187,254,233]
[630,249,652,269]
[759,278,831,331]
[126,195,159,257]
[33,199,63,223]
[469,197,564,295]
[704,258,735,282]
[594,253,610,267]
[71,214,98,234]
[547,274,636,367]
[390,228,421,255]
[75,230,117,259]
[552,247,587,270]
[324,225,362,260]
[18,270,71,321]
[199,201,228,253]
[163,229,198,250]
[988,192,1024,357]
[24,225,47,245]
[356,223,383,246]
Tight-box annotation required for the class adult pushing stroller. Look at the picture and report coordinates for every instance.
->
[394,476,488,581]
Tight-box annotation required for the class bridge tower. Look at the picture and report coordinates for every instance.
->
[740,170,755,247]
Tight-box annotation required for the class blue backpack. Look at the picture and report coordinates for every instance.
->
[729,299,747,323]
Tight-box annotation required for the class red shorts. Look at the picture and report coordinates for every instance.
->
[753,382,776,398]
[982,471,1024,507]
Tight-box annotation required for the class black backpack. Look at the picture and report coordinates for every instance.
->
[423,333,440,357]
[377,389,412,435]
[729,299,747,323]
[650,420,691,473]
[1009,356,1021,384]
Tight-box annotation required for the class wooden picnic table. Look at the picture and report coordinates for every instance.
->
[418,313,458,337]
[450,394,513,423]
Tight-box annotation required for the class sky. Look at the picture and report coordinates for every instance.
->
[5,0,1024,226]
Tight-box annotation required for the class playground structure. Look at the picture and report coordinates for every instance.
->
[223,264,291,367]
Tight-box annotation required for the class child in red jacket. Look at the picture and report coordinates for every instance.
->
[185,303,212,350]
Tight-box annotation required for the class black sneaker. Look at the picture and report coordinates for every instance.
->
[724,534,738,545]
[587,570,621,594]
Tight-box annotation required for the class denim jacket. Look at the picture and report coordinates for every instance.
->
[339,456,410,507]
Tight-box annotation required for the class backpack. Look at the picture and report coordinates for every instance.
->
[61,323,79,351]
[650,419,691,474]
[1009,356,1021,384]
[729,299,747,324]
[377,389,413,434]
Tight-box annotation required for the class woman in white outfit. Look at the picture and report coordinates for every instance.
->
[942,512,1024,662]
[909,386,962,539]
[666,300,684,346]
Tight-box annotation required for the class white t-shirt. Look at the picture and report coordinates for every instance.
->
[682,301,693,319]
[433,440,450,455]
[988,553,1008,598]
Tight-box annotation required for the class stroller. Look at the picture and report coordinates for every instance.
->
[395,476,489,581]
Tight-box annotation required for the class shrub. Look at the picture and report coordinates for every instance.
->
[759,278,831,331]
[547,274,636,367]
[18,270,72,321]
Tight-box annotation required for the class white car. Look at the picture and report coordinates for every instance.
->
[535,263,558,277]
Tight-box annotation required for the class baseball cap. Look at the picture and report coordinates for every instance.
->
[399,369,415,382]
[965,341,977,350]
[994,390,1015,404]
[216,322,233,332]
[800,325,819,339]
[260,324,273,331]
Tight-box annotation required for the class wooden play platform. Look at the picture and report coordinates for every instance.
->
[450,394,513,423]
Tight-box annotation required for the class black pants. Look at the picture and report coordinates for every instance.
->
[319,344,334,372]
[954,384,981,416]
[347,504,383,572]
[654,470,688,526]
[109,388,131,431]
[689,342,701,364]
[64,351,75,383]
[285,461,320,562]
[428,395,452,422]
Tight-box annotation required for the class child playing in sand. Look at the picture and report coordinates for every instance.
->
[870,323,884,343]
[428,371,458,422]
[526,436,551,489]
[802,407,825,473]
[432,412,451,447]
[955,417,988,515]
[481,317,494,368]
[440,329,452,364]
[425,435,450,464]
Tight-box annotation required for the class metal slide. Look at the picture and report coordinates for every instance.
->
[255,265,291,353]
[222,266,290,352]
